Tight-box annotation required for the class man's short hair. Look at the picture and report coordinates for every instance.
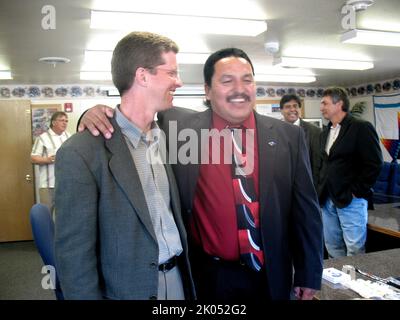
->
[322,87,350,112]
[111,31,179,96]
[279,94,302,109]
[50,111,67,128]
[203,48,255,108]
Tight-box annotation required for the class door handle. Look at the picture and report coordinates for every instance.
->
[25,174,32,182]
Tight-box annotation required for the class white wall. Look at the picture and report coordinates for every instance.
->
[303,98,322,119]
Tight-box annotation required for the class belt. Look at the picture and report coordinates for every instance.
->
[159,256,177,272]
[210,255,246,266]
[197,251,250,268]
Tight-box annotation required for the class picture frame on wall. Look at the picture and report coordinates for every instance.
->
[303,118,323,129]
[31,104,62,141]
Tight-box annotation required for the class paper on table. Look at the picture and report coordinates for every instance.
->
[343,279,400,300]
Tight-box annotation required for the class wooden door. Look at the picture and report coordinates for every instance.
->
[0,100,34,241]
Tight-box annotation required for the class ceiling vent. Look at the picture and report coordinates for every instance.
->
[346,0,374,12]
[38,56,71,67]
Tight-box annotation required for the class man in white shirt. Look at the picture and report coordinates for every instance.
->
[31,111,71,218]
[318,87,382,258]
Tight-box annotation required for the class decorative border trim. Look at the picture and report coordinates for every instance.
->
[0,78,399,99]
[0,85,109,99]
[255,78,400,99]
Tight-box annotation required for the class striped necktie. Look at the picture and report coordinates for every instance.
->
[229,126,264,272]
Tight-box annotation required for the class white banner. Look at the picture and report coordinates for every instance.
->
[373,94,400,162]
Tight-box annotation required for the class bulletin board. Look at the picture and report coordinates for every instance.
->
[255,99,304,120]
[31,104,62,140]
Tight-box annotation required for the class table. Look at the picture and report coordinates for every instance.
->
[368,193,400,238]
[315,248,400,300]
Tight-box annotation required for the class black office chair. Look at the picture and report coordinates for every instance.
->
[29,203,64,300]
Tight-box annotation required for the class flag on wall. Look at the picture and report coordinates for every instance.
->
[374,93,400,162]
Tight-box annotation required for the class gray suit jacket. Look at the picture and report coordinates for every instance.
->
[158,108,324,300]
[54,117,195,300]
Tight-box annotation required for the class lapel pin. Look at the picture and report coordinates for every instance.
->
[268,141,276,146]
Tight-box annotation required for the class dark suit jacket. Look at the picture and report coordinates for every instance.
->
[317,113,383,208]
[299,119,321,187]
[55,117,195,300]
[158,107,323,300]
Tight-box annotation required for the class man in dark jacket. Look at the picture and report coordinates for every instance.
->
[318,87,382,258]
[280,94,321,186]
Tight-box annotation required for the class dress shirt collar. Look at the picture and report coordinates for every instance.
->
[115,105,160,148]
[211,110,256,130]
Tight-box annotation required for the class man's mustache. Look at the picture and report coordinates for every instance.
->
[226,93,251,102]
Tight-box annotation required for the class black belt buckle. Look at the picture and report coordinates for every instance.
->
[159,256,177,272]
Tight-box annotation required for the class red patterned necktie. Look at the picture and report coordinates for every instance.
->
[229,126,264,272]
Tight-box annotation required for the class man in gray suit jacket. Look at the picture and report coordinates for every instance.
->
[54,32,195,300]
[79,48,323,301]
[280,94,321,187]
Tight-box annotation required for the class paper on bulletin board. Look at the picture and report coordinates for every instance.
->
[256,103,282,120]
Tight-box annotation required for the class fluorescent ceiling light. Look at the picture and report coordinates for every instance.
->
[86,33,132,51]
[86,33,210,52]
[255,74,316,83]
[254,66,315,76]
[274,56,373,70]
[341,29,400,47]
[81,63,110,72]
[0,71,12,79]
[90,10,267,36]
[85,50,111,62]
[80,71,111,80]
[82,50,209,71]
[82,50,111,71]
[92,0,267,20]
[254,65,316,83]
[282,46,370,61]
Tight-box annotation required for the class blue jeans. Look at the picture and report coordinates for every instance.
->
[321,197,368,258]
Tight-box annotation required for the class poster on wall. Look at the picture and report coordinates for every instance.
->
[31,104,62,140]
[256,102,282,120]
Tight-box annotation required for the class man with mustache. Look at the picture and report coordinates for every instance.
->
[79,48,323,301]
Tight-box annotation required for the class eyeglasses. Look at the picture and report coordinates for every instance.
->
[149,66,181,80]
